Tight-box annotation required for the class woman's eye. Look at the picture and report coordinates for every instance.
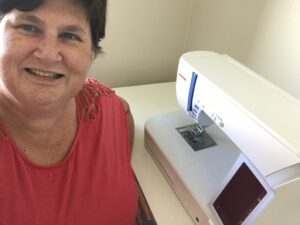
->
[60,33,81,41]
[17,24,39,33]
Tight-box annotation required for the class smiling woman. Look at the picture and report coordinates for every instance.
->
[0,0,138,224]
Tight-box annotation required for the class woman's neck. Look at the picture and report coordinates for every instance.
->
[0,97,78,165]
[1,97,75,130]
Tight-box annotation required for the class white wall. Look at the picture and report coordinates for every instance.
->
[246,0,300,99]
[89,0,195,87]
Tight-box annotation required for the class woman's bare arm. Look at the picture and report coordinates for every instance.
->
[119,97,135,151]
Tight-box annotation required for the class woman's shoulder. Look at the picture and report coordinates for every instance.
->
[76,77,120,121]
[79,77,114,97]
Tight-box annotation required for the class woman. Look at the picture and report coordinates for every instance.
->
[0,0,138,224]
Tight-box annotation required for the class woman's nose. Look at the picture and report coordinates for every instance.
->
[33,36,63,63]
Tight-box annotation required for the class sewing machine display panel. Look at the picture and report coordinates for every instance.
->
[210,154,274,225]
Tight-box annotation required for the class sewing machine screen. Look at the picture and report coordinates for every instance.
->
[212,161,270,225]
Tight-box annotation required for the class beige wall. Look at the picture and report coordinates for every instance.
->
[90,0,266,88]
[185,0,300,99]
[90,0,300,100]
[89,0,195,87]
[185,0,266,64]
[246,0,300,99]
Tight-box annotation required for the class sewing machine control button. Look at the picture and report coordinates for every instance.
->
[218,121,224,128]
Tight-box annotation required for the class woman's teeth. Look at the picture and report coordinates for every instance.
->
[26,68,63,79]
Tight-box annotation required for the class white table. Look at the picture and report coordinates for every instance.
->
[115,82,194,225]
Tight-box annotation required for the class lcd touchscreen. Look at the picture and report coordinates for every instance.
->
[213,163,267,225]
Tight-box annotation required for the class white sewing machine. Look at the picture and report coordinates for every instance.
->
[144,51,300,225]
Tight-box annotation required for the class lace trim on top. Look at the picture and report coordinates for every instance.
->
[76,78,114,121]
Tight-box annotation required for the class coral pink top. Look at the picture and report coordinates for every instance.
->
[0,78,137,225]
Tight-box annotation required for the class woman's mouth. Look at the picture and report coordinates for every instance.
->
[25,68,64,79]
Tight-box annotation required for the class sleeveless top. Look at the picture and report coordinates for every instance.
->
[0,78,138,225]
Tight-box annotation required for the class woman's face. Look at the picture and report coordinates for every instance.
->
[0,0,92,112]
